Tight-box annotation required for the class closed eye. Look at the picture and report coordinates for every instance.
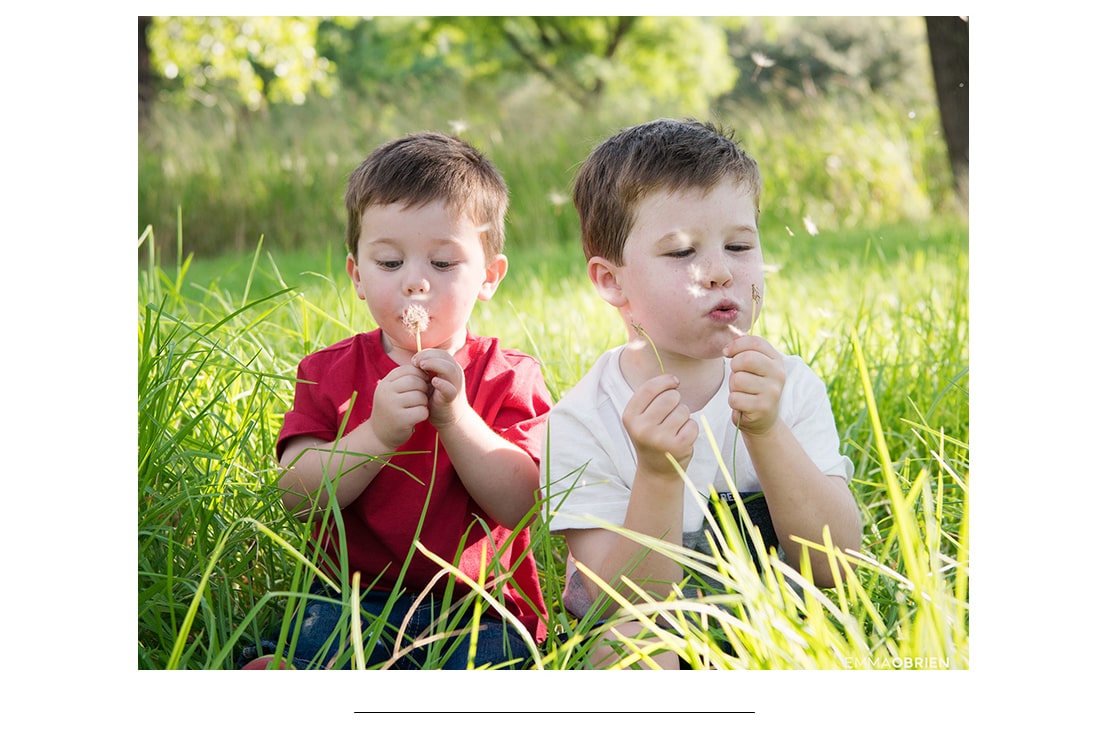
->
[376,259,403,270]
[665,249,695,259]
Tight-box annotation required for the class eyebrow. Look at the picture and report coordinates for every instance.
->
[655,224,758,246]
[363,236,468,250]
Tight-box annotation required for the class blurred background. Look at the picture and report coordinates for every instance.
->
[137,16,968,264]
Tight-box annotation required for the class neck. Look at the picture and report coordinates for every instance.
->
[619,342,724,412]
[381,328,468,364]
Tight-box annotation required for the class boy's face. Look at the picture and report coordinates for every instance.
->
[346,199,506,359]
[592,181,764,361]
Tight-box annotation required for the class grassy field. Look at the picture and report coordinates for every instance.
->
[138,212,968,672]
[138,84,967,676]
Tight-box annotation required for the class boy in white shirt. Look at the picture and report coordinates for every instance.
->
[544,118,861,668]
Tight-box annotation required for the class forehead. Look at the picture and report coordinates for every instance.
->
[357,199,493,263]
[361,200,481,237]
[630,182,759,238]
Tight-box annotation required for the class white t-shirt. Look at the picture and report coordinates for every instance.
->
[543,345,853,614]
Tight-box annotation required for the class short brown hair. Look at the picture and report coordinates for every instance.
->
[572,118,762,265]
[345,132,508,258]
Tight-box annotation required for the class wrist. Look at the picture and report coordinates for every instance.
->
[364,417,406,454]
[740,417,784,445]
[431,400,473,433]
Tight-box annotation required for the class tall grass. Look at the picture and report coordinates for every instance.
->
[137,207,968,670]
[139,82,965,671]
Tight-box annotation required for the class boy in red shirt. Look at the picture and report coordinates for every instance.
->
[254,132,550,669]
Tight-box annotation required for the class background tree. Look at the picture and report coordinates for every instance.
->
[138,16,964,256]
[145,16,336,111]
[925,16,968,206]
[317,16,739,115]
[138,16,160,128]
[722,16,934,106]
[143,16,740,119]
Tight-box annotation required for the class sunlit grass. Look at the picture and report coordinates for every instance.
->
[137,209,967,669]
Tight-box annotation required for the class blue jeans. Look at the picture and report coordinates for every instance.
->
[243,582,533,670]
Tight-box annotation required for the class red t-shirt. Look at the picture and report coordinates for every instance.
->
[278,330,552,641]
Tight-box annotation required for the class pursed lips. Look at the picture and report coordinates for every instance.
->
[708,299,739,318]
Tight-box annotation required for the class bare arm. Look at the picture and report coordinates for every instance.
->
[726,335,861,586]
[564,374,696,615]
[278,363,431,521]
[278,430,391,520]
[744,425,860,586]
[414,348,542,528]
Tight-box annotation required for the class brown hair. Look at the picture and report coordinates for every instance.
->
[345,132,508,258]
[572,118,762,265]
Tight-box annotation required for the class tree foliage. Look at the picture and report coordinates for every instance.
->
[434,16,740,111]
[148,16,337,108]
[724,17,933,107]
[147,16,740,116]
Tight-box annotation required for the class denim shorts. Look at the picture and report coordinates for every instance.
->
[237,582,533,670]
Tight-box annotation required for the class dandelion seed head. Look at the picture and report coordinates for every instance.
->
[402,304,429,334]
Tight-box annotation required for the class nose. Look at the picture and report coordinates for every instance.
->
[403,269,430,296]
[700,252,733,288]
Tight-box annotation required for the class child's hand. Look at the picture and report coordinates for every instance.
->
[723,334,786,435]
[411,349,468,430]
[369,364,431,450]
[622,374,698,475]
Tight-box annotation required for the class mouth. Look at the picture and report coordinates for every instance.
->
[707,300,740,323]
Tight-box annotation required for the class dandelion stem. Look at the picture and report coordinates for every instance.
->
[632,322,665,375]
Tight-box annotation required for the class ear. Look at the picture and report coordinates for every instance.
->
[346,253,367,300]
[588,256,628,308]
[477,253,509,301]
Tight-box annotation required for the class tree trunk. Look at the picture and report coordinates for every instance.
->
[925,16,969,207]
[139,16,154,127]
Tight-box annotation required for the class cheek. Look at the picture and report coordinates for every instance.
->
[359,273,391,308]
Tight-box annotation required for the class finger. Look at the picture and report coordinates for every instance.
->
[724,334,776,360]
[389,374,433,396]
[416,355,463,385]
[729,369,765,396]
[394,389,430,409]
[627,374,681,415]
[429,376,459,401]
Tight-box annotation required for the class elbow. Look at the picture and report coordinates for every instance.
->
[279,489,314,522]
[491,489,540,530]
[277,471,317,522]
[494,459,543,528]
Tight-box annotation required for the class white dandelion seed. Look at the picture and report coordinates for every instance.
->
[687,263,709,295]
[548,190,570,208]
[751,51,776,81]
[751,51,776,69]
